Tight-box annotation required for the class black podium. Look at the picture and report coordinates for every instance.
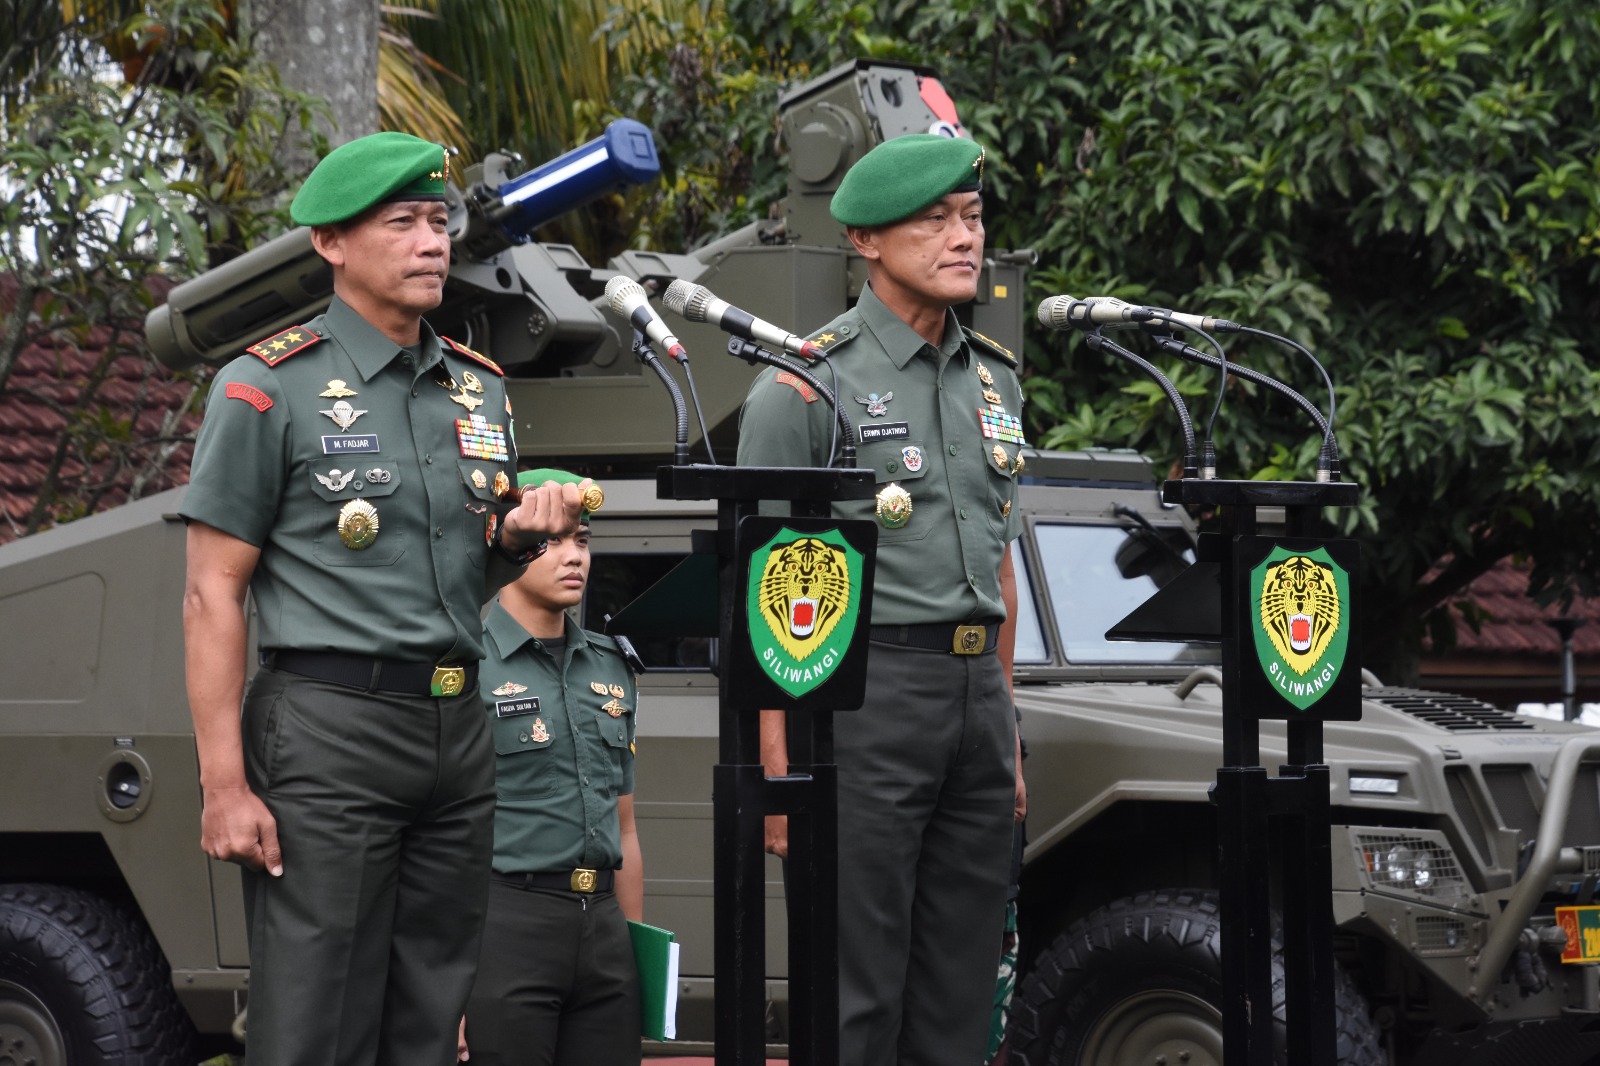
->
[644,462,878,1066]
[1113,476,1362,1064]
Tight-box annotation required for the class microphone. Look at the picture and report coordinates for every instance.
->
[605,276,687,362]
[662,279,828,360]
[1037,294,1239,334]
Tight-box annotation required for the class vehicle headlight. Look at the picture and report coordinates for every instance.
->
[1354,831,1469,901]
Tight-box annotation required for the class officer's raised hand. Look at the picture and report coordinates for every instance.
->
[501,477,590,554]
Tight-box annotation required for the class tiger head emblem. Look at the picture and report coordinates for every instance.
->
[1258,554,1341,675]
[756,536,853,663]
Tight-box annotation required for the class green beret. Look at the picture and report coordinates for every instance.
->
[830,134,986,227]
[518,468,603,522]
[291,132,450,226]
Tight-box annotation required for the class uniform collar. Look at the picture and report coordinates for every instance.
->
[324,296,445,382]
[855,283,967,371]
[485,601,592,659]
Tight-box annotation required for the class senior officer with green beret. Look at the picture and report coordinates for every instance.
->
[181,132,587,1066]
[459,468,644,1066]
[736,134,1027,1066]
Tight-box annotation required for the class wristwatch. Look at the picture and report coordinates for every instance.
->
[492,520,547,566]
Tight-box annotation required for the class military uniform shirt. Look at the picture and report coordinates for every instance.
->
[480,605,637,873]
[736,283,1025,626]
[179,296,519,661]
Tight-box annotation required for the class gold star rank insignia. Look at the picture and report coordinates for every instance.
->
[247,324,322,366]
[815,332,837,346]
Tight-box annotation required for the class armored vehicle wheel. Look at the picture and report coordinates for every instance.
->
[1007,888,1384,1066]
[0,884,196,1066]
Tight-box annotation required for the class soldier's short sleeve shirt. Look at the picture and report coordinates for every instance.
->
[479,605,637,874]
[179,297,520,660]
[736,283,1025,626]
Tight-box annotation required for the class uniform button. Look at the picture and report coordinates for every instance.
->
[948,444,959,456]
[519,732,529,743]
[887,460,899,473]
[401,355,412,367]
[959,508,968,519]
[411,386,419,397]
[353,480,365,491]
[435,527,444,538]
[583,776,589,785]
[425,455,433,464]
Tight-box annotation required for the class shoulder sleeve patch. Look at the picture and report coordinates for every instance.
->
[774,370,819,403]
[443,336,504,376]
[246,325,322,366]
[224,381,274,412]
[965,328,1017,368]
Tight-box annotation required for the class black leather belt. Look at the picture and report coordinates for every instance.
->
[869,622,1000,655]
[492,869,616,894]
[261,650,477,697]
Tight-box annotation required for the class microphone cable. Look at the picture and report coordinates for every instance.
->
[1230,325,1339,480]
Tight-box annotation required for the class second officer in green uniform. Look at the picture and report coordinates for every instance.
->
[737,134,1027,1066]
[461,469,644,1066]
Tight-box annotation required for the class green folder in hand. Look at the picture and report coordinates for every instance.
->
[628,919,680,1041]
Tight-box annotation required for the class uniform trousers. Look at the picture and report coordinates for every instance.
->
[239,667,495,1066]
[834,640,1016,1066]
[464,881,641,1066]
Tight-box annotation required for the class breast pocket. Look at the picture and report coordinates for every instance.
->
[857,438,932,545]
[983,441,1021,536]
[491,710,557,798]
[460,460,506,566]
[592,709,632,793]
[308,459,406,565]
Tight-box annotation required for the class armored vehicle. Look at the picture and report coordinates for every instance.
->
[2,57,1598,1066]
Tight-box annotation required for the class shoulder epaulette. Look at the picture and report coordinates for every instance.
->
[964,327,1017,368]
[806,324,859,358]
[246,325,322,366]
[589,630,646,676]
[443,336,504,376]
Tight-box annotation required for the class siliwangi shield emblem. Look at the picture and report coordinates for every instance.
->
[746,528,863,699]
[1250,546,1351,711]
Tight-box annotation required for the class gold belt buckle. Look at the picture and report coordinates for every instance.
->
[570,868,598,893]
[952,625,986,655]
[430,666,466,697]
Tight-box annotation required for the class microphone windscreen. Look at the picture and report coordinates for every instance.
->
[605,275,645,313]
[662,279,695,317]
[1037,295,1075,330]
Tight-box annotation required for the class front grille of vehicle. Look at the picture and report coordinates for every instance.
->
[1365,688,1536,732]
[1483,765,1542,841]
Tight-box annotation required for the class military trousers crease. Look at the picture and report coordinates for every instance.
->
[240,667,496,1066]
[832,641,1016,1066]
[464,882,641,1066]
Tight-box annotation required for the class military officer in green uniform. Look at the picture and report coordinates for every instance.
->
[736,134,1028,1066]
[460,468,643,1066]
[180,132,587,1066]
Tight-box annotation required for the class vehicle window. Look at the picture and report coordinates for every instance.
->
[584,553,714,671]
[1012,544,1049,663]
[1032,522,1219,665]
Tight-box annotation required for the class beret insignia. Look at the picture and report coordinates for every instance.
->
[247,326,322,366]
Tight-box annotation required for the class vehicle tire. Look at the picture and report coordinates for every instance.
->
[1007,888,1384,1066]
[0,883,197,1066]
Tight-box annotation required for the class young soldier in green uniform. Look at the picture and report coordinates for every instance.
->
[461,468,643,1066]
[180,132,586,1066]
[736,134,1028,1066]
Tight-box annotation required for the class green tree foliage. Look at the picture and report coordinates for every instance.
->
[0,0,319,534]
[635,0,1600,679]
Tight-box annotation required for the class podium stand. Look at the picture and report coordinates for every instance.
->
[1112,476,1362,1064]
[646,463,878,1066]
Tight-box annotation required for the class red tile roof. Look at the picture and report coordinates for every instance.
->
[0,276,200,544]
[1428,559,1599,659]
